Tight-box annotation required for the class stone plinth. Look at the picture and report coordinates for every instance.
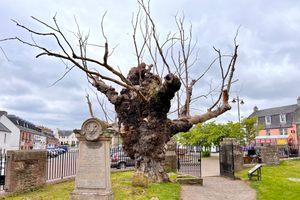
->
[70,118,114,200]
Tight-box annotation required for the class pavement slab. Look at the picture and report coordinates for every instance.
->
[181,176,256,200]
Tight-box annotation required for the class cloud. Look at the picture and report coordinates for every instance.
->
[1,0,300,130]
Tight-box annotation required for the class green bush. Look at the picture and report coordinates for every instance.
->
[202,151,211,157]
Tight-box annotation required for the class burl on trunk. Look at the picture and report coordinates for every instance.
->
[93,63,193,182]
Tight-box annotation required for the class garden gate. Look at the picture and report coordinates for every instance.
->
[177,145,201,177]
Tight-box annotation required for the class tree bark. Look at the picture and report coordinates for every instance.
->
[111,63,186,182]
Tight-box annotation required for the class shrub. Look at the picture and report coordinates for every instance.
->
[202,151,211,157]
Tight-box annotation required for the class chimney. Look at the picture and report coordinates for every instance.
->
[253,106,258,112]
[297,97,300,107]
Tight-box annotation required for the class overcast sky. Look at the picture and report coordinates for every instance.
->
[1,0,300,131]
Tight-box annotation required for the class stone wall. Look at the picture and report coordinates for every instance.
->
[5,150,47,193]
[220,138,243,172]
[233,145,243,171]
[260,146,279,165]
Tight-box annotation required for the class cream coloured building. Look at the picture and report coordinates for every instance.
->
[56,130,79,147]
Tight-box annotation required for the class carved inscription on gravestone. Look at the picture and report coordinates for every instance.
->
[76,142,106,189]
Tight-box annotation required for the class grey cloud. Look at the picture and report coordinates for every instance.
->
[1,0,300,128]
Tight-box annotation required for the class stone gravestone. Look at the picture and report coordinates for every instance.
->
[70,118,114,200]
[162,138,178,173]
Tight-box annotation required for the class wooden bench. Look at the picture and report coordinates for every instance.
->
[248,164,262,181]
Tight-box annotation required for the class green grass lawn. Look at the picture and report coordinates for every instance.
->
[2,171,180,200]
[236,160,300,200]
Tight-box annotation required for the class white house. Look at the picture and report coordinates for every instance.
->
[0,111,20,152]
[57,130,79,147]
[33,132,47,150]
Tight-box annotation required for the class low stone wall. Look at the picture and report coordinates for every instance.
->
[260,146,279,165]
[5,150,47,193]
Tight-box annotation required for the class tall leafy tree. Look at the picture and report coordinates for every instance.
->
[176,121,243,148]
[241,116,261,145]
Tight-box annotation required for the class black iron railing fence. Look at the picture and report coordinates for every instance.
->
[177,145,202,177]
[276,144,299,158]
[46,149,79,181]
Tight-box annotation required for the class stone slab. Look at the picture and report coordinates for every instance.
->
[75,142,106,189]
[70,191,114,200]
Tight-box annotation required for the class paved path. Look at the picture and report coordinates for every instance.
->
[181,176,256,200]
[181,153,256,200]
[201,153,220,177]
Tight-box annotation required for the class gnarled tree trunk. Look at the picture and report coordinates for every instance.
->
[94,63,193,182]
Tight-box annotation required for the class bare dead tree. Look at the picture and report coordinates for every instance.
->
[1,0,239,183]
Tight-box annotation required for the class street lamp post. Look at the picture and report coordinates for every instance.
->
[232,96,244,123]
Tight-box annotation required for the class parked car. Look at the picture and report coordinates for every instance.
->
[57,145,68,153]
[47,148,58,158]
[56,148,67,155]
[110,147,134,169]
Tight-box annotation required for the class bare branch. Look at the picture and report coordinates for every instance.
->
[95,91,114,123]
[0,47,10,61]
[132,8,142,66]
[208,47,225,111]
[138,0,171,74]
[48,65,76,87]
[100,11,108,43]
[85,91,95,118]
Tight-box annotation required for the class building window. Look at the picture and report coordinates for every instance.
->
[265,116,271,125]
[280,128,288,135]
[266,129,270,136]
[280,114,286,124]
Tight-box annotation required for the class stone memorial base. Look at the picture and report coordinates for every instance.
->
[71,190,114,200]
[70,118,114,200]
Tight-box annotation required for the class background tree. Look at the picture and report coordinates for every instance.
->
[241,116,262,146]
[1,1,239,182]
[176,121,243,149]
